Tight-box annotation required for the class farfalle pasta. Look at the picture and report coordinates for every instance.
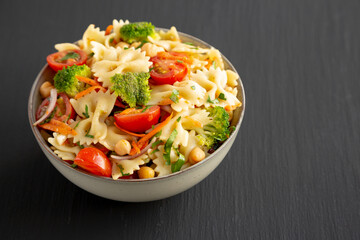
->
[34,19,241,180]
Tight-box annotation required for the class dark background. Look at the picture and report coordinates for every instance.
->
[1,0,360,239]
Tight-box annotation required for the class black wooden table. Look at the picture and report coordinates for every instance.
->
[1,0,359,239]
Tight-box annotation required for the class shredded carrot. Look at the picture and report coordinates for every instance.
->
[114,122,146,137]
[39,119,77,136]
[137,112,173,148]
[130,141,141,155]
[74,86,106,99]
[75,75,100,86]
[105,25,113,35]
[158,96,182,105]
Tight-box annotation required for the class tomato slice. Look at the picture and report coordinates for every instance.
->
[114,106,161,133]
[36,93,75,123]
[74,148,112,177]
[150,52,189,85]
[46,49,87,72]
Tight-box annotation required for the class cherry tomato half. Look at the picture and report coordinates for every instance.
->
[74,148,112,177]
[46,49,87,72]
[114,106,161,133]
[150,52,189,85]
[36,93,75,123]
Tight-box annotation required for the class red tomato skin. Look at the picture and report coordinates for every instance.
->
[74,148,112,177]
[46,49,87,72]
[150,56,188,85]
[114,106,161,133]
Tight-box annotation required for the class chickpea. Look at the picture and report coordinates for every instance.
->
[116,41,130,49]
[189,147,206,165]
[39,81,54,98]
[138,166,155,179]
[141,43,165,57]
[114,139,131,156]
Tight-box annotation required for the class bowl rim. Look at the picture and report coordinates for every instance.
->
[28,28,246,183]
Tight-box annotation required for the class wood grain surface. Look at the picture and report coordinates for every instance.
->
[1,0,360,239]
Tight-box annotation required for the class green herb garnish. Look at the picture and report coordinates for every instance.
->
[176,116,181,122]
[163,129,178,165]
[212,61,217,69]
[218,93,227,100]
[73,121,80,129]
[89,52,95,57]
[76,142,84,149]
[124,47,129,50]
[170,89,180,103]
[171,148,185,173]
[150,149,159,155]
[177,60,183,63]
[59,51,80,62]
[191,85,196,90]
[151,140,163,149]
[118,165,130,176]
[83,105,89,118]
[41,106,57,124]
[142,105,151,112]
[85,130,94,138]
[183,42,194,46]
[191,47,199,50]
[71,163,77,168]
[154,130,162,138]
[207,96,219,104]
[149,67,155,72]
[109,38,114,43]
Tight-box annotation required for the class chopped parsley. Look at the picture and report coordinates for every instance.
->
[59,51,80,62]
[218,93,227,100]
[89,52,95,57]
[73,121,80,129]
[207,96,219,104]
[176,116,181,122]
[170,89,180,103]
[154,130,162,138]
[149,67,155,72]
[118,165,130,176]
[83,105,89,118]
[151,140,163,149]
[183,42,194,46]
[191,47,199,50]
[85,130,94,138]
[171,148,185,173]
[177,60,183,63]
[212,61,217,69]
[191,85,196,90]
[71,163,77,168]
[124,47,129,50]
[163,129,178,165]
[142,105,151,113]
[76,142,84,149]
[150,149,159,155]
[109,38,114,43]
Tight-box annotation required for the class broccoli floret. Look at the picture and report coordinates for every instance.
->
[110,72,151,107]
[53,65,91,97]
[196,106,230,148]
[120,22,156,44]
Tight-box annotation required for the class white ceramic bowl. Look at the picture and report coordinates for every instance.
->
[28,30,245,202]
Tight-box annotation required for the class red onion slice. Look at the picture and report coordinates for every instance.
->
[160,105,172,113]
[33,88,57,126]
[110,138,156,161]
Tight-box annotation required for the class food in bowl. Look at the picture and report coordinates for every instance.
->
[33,19,242,180]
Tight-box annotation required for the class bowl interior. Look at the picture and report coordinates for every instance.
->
[28,29,246,182]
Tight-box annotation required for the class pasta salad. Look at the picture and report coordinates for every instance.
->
[34,19,242,179]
